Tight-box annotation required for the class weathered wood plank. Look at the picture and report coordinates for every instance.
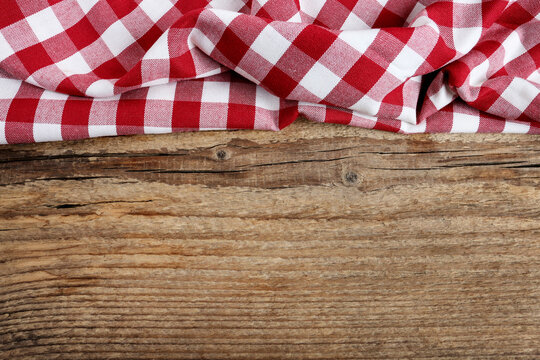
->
[0,119,539,359]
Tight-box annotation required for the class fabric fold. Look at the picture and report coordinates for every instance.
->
[0,0,539,144]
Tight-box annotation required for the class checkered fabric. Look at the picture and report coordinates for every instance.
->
[0,0,539,144]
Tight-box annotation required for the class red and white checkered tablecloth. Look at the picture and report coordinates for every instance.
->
[0,0,539,144]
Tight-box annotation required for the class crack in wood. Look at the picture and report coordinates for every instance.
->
[45,200,154,209]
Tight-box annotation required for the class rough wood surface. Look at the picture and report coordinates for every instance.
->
[0,118,539,359]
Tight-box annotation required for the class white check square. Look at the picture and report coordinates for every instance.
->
[40,89,69,100]
[101,21,136,56]
[33,123,62,142]
[250,25,291,65]
[211,9,241,26]
[341,12,370,30]
[351,95,381,116]
[453,27,482,54]
[299,62,341,99]
[190,28,216,55]
[503,120,530,134]
[208,0,245,12]
[144,126,171,134]
[139,0,173,22]
[0,32,15,63]
[0,121,5,144]
[501,78,539,112]
[528,70,540,85]
[77,0,99,13]
[0,78,22,99]
[298,0,325,18]
[451,113,480,133]
[391,45,425,77]
[396,106,417,124]
[502,31,528,64]
[201,81,230,103]
[26,7,64,42]
[86,79,115,97]
[338,29,379,54]
[147,82,177,100]
[88,125,117,138]
[56,52,92,76]
[256,85,280,110]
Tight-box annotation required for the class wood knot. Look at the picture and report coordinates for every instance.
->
[343,171,361,186]
[215,149,229,160]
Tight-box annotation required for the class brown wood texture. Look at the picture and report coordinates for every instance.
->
[0,118,539,359]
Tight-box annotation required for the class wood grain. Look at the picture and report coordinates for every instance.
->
[0,118,539,359]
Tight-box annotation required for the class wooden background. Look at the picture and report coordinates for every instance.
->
[1,118,539,359]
